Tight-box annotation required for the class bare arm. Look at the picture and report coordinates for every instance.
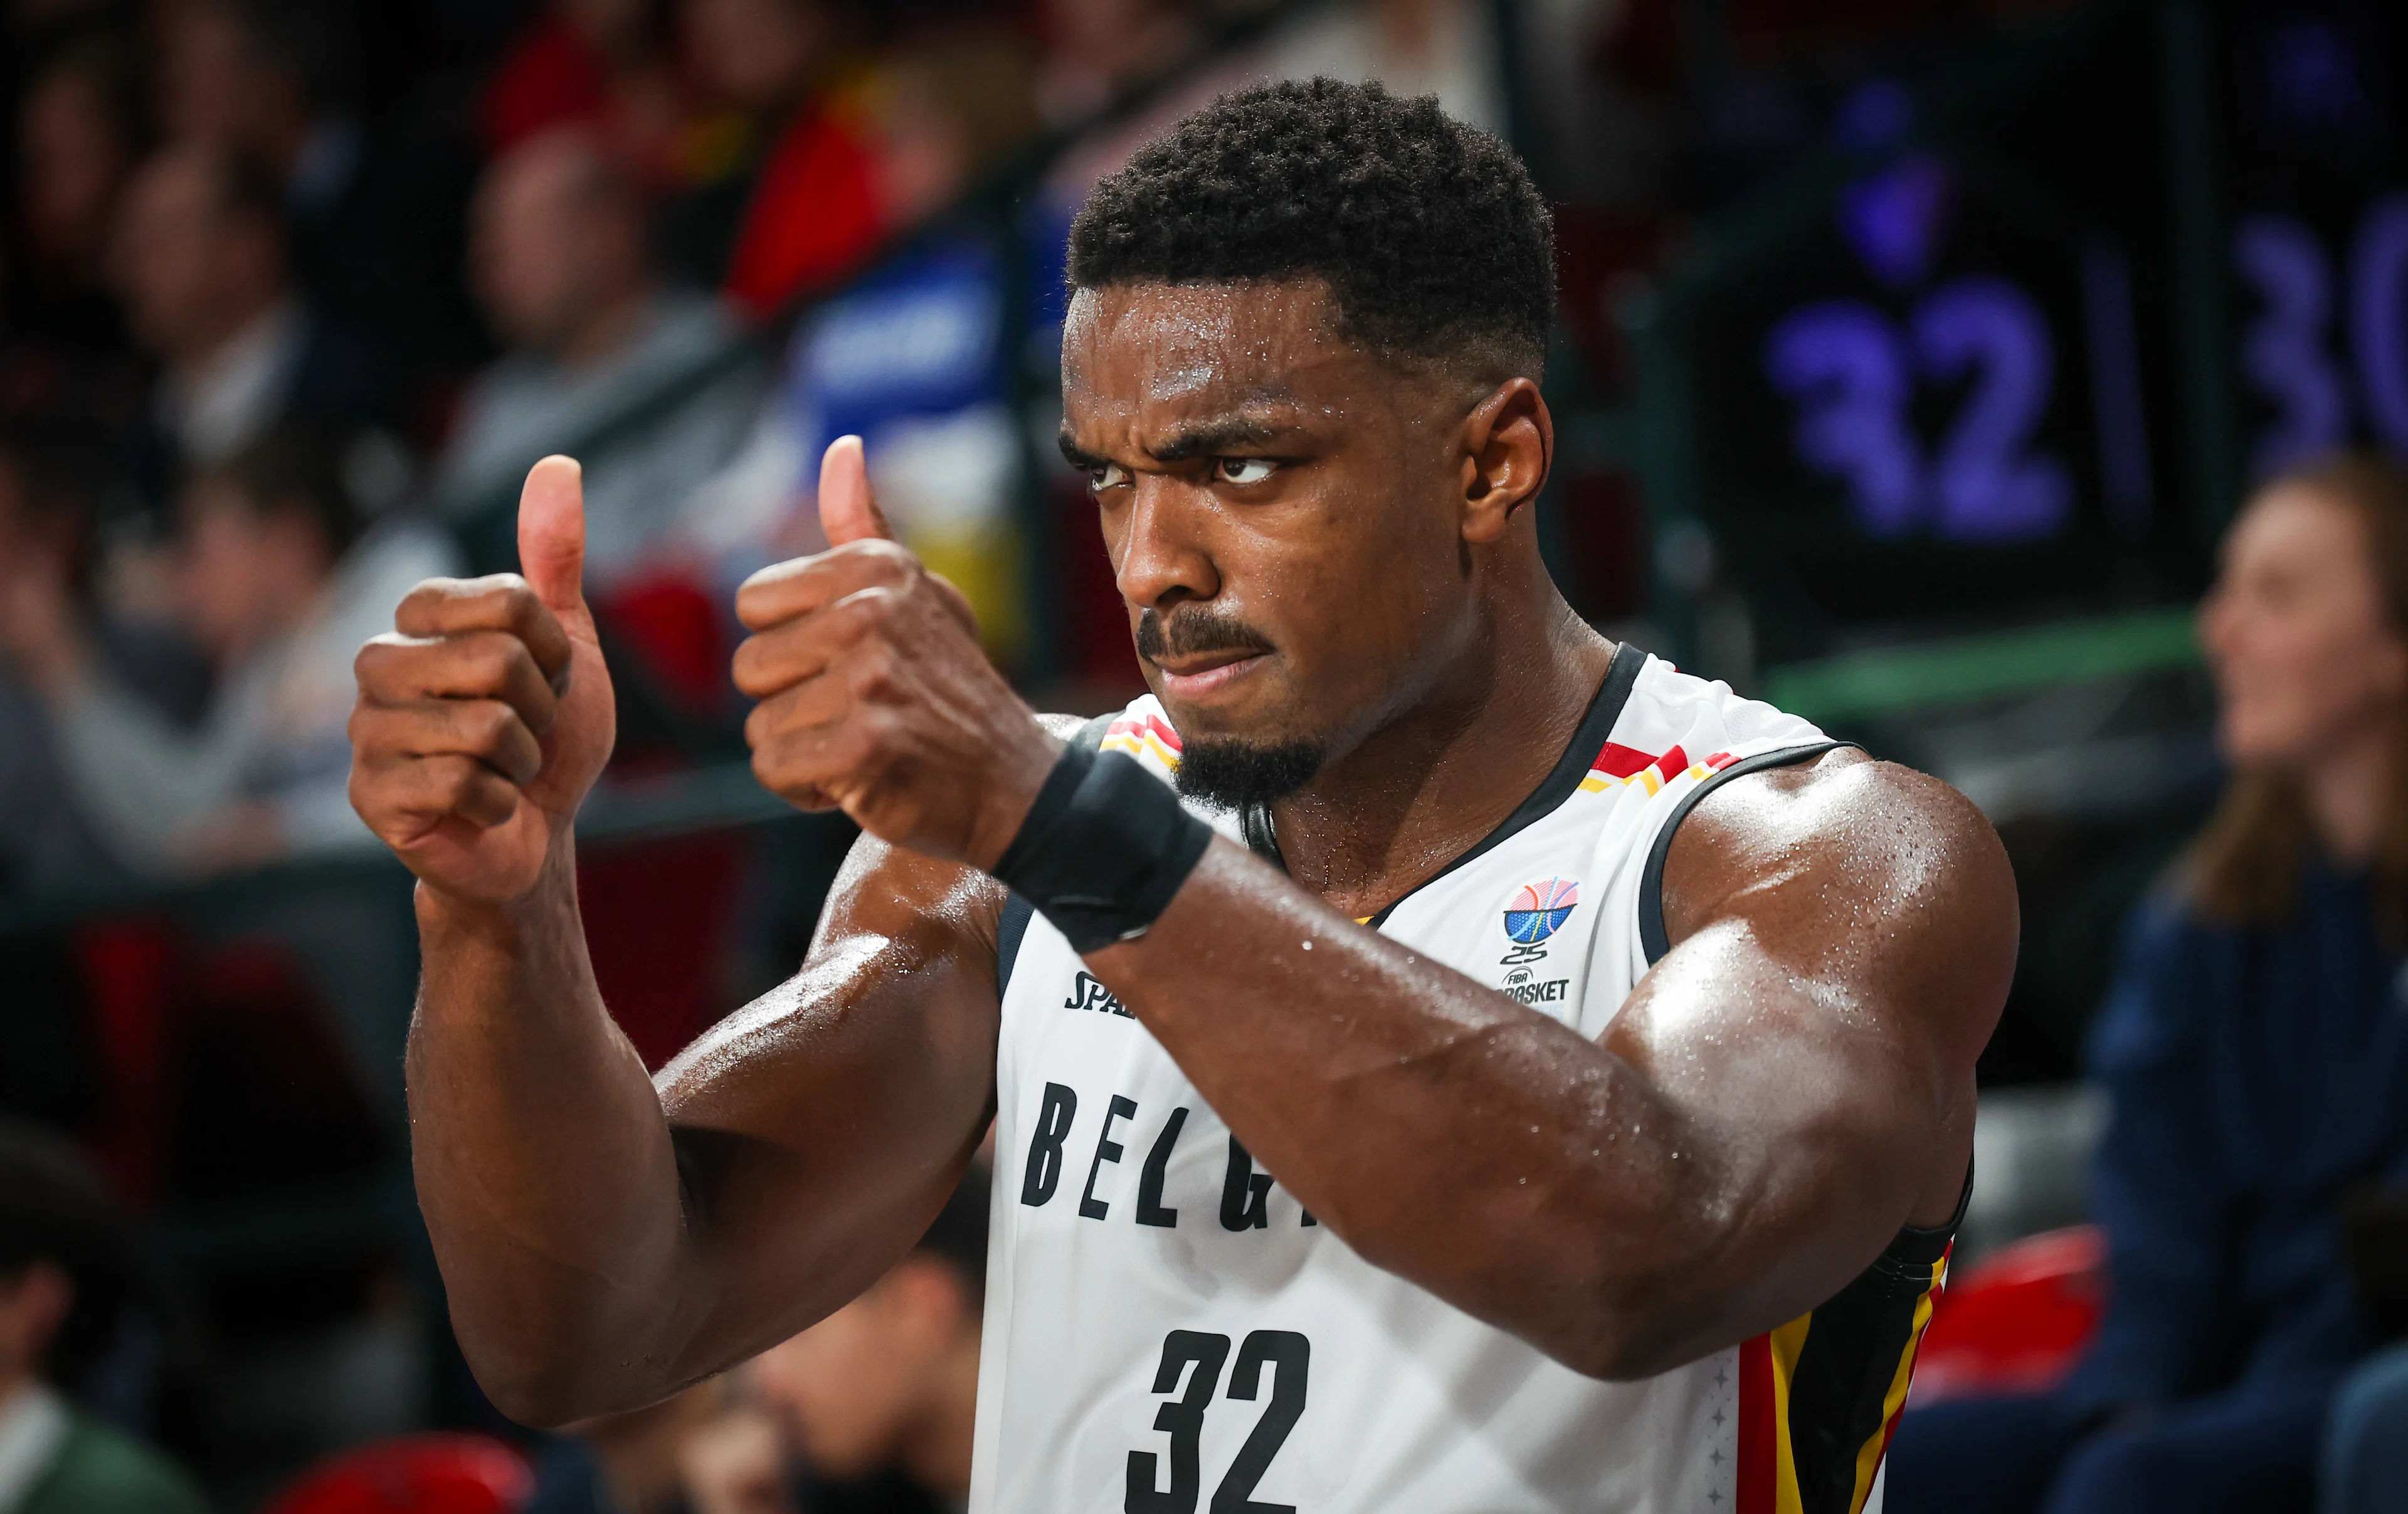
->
[400,836,1004,1424]
[1084,750,2012,1377]
[354,458,1008,1424]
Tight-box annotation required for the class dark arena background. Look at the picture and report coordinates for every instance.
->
[1,0,2404,1510]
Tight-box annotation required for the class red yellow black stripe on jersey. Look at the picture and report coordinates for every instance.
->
[1736,1199,1958,1514]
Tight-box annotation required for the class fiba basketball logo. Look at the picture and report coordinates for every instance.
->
[1501,878,1580,965]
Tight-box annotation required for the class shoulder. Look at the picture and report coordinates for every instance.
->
[1664,750,2018,1043]
[26,1415,208,1514]
[1667,745,2000,888]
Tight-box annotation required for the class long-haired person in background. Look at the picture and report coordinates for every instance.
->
[1888,453,2408,1514]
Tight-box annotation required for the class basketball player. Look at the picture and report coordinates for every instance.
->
[349,81,2014,1512]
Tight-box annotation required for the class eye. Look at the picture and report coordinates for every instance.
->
[1213,456,1278,486]
[1087,461,1131,495]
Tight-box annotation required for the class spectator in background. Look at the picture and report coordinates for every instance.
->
[1031,0,1199,128]
[1260,0,1509,140]
[677,0,884,318]
[680,1167,989,1514]
[111,144,382,475]
[154,0,366,322]
[0,427,158,903]
[436,127,763,587]
[0,425,454,878]
[673,29,1040,650]
[482,0,699,189]
[1888,453,2408,1513]
[866,31,1038,231]
[0,1120,206,1514]
[152,0,485,418]
[524,1380,732,1514]
[9,33,149,357]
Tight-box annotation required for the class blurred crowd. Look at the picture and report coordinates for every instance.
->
[0,0,1645,1508]
[1,1112,993,1514]
[0,0,1652,906]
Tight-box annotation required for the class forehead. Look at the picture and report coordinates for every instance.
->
[1061,279,1388,429]
[2232,484,2365,567]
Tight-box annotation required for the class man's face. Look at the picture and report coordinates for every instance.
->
[471,140,630,355]
[112,149,275,362]
[1061,280,1489,791]
[175,480,329,662]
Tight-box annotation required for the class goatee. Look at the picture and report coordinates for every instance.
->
[1175,737,1323,810]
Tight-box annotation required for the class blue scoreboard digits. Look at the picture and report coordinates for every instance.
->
[2232,198,2408,475]
[1766,275,2069,544]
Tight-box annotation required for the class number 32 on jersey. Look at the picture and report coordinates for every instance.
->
[1129,1329,1310,1514]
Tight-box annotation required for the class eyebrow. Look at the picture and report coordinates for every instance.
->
[1149,416,1289,463]
[1057,415,1299,471]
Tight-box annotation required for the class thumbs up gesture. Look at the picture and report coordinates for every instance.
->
[349,456,618,905]
[734,437,1059,870]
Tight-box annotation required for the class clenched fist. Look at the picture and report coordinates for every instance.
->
[734,436,1060,871]
[349,456,616,905]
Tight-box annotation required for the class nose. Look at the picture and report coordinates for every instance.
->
[1112,475,1219,614]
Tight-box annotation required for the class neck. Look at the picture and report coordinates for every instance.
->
[1270,581,1613,919]
[556,281,654,370]
[897,1334,980,1503]
[2305,716,2397,866]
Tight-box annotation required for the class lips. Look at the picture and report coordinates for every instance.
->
[1152,648,1267,700]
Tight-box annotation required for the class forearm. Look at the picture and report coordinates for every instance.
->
[1088,843,1747,1375]
[406,836,699,1422]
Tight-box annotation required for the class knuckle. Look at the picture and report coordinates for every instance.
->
[438,760,483,810]
[465,700,515,748]
[848,643,899,695]
[492,634,537,682]
[463,638,512,692]
[730,638,772,697]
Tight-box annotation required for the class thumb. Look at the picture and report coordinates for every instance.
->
[517,455,588,614]
[817,435,895,547]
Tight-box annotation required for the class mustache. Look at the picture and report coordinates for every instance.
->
[1134,608,1274,664]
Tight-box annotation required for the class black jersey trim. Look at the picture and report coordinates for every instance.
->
[1330,643,1644,931]
[996,714,1117,1000]
[1240,797,1284,866]
[1772,1155,1972,1514]
[1635,740,1861,965]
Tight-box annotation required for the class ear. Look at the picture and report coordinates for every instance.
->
[1457,378,1552,546]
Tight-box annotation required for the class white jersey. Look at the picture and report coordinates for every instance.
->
[970,646,1957,1514]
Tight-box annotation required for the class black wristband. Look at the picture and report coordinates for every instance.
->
[992,744,1215,954]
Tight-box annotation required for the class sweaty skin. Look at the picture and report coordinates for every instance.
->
[353,279,2014,1423]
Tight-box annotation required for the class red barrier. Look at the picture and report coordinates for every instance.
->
[260,1433,533,1514]
[1913,1225,2106,1406]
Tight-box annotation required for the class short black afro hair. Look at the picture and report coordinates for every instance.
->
[1068,77,1555,385]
